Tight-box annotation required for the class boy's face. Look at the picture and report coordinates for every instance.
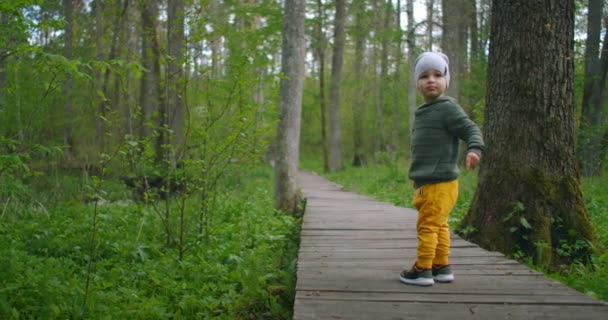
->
[417,69,447,102]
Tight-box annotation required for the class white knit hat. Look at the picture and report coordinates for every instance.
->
[415,52,450,87]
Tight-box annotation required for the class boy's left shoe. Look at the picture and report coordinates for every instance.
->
[432,264,454,283]
[399,264,434,286]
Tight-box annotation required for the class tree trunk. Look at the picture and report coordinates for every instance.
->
[210,0,224,78]
[469,0,479,60]
[577,0,606,177]
[375,0,389,154]
[328,0,346,171]
[406,0,417,133]
[0,13,7,133]
[168,0,186,166]
[461,0,599,268]
[478,0,491,58]
[94,0,105,153]
[352,0,366,167]
[63,0,75,160]
[391,0,402,155]
[441,0,468,101]
[274,0,306,214]
[139,0,163,149]
[426,0,434,50]
[314,0,329,172]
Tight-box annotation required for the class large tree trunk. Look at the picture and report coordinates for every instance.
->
[274,0,306,214]
[139,0,163,150]
[441,0,469,101]
[167,0,185,165]
[577,0,606,177]
[314,0,329,172]
[352,0,366,167]
[328,0,346,171]
[461,0,598,268]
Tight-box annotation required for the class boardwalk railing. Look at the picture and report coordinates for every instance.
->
[293,171,608,320]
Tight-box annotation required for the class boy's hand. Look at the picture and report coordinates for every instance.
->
[466,152,481,170]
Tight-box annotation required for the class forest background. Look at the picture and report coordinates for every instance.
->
[1,0,607,319]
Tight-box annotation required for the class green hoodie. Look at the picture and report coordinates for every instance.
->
[409,96,485,186]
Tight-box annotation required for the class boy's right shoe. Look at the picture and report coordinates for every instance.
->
[399,264,434,286]
[432,264,454,283]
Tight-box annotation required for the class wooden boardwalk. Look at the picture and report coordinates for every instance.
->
[293,171,608,320]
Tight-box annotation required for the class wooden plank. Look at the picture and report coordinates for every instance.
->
[293,171,608,319]
[298,239,485,249]
[293,300,608,320]
[298,266,540,276]
[295,290,604,305]
[297,250,512,261]
[295,274,581,296]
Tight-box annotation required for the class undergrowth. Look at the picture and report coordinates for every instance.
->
[0,166,300,319]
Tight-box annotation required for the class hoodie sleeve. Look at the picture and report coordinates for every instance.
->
[445,102,485,154]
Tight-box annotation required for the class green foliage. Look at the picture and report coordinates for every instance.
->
[0,166,300,319]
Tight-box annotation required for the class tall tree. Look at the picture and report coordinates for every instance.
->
[406,0,417,131]
[0,12,9,126]
[374,0,389,154]
[469,0,479,60]
[577,0,607,176]
[139,0,163,147]
[328,0,346,171]
[167,0,186,165]
[313,0,330,172]
[461,0,598,268]
[351,0,366,166]
[391,0,402,154]
[441,0,469,101]
[426,0,434,50]
[62,0,75,160]
[274,0,306,214]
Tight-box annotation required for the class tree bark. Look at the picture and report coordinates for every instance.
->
[461,0,599,268]
[426,0,434,51]
[352,0,366,167]
[168,0,186,165]
[441,0,469,101]
[469,0,479,60]
[406,0,417,133]
[0,13,7,132]
[391,0,402,155]
[94,0,105,153]
[577,0,606,176]
[314,0,329,172]
[274,0,306,214]
[328,0,346,171]
[63,0,75,160]
[139,0,163,146]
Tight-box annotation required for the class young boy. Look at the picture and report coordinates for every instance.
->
[399,52,485,286]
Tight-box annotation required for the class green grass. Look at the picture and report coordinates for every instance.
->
[301,157,608,302]
[0,166,301,319]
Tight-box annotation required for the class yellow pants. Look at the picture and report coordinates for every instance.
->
[413,180,459,269]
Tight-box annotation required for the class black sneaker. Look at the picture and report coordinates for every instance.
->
[432,264,454,283]
[399,264,434,286]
